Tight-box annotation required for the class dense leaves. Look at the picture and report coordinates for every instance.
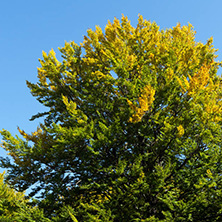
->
[1,15,222,221]
[0,172,50,221]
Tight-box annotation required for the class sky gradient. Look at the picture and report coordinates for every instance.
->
[1,0,222,163]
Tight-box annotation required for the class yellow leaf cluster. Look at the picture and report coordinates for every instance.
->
[177,125,184,137]
[205,99,221,114]
[188,65,210,95]
[176,64,210,95]
[81,15,162,81]
[18,127,43,143]
[128,85,155,123]
[203,86,222,122]
[206,169,212,176]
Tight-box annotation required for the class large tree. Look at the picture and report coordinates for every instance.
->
[1,15,222,221]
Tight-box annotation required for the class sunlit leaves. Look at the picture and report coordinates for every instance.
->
[1,15,222,221]
[127,85,155,122]
[177,125,184,138]
[0,172,50,221]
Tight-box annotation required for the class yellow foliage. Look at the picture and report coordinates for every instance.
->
[177,125,184,137]
[0,172,26,217]
[128,85,155,123]
[207,169,212,176]
[18,127,43,143]
[188,65,210,95]
[176,64,211,95]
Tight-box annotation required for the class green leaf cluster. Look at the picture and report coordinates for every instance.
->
[0,172,50,221]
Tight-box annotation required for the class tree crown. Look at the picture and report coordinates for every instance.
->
[1,15,222,221]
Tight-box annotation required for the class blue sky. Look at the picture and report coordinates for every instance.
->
[0,0,222,161]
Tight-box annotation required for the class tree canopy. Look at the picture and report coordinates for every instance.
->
[1,15,222,221]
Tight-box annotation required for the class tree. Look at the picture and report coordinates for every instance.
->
[1,15,222,221]
[0,172,50,221]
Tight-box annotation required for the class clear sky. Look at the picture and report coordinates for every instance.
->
[1,0,222,162]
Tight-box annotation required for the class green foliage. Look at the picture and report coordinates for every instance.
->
[1,15,222,221]
[0,172,50,221]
